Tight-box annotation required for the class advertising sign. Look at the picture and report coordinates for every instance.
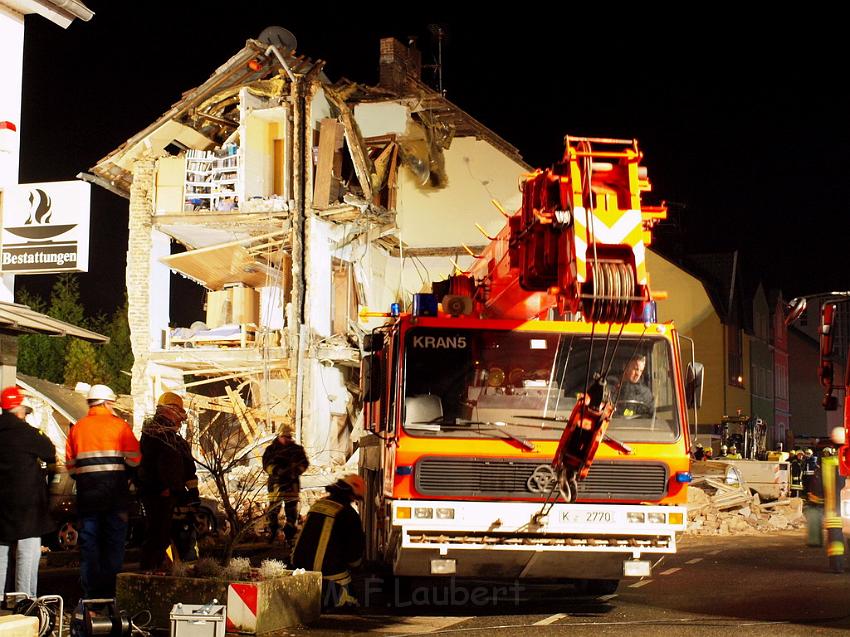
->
[1,180,90,274]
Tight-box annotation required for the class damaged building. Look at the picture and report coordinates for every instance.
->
[88,31,528,474]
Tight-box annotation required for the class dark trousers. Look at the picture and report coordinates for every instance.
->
[268,490,298,538]
[140,495,175,570]
[79,510,128,598]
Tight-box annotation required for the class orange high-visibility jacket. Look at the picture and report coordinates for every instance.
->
[66,405,141,513]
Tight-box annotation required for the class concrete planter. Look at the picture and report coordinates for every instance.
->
[116,570,322,633]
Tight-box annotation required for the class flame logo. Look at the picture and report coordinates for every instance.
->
[5,187,75,241]
[25,189,52,225]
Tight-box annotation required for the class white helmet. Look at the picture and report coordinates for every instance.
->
[87,384,117,403]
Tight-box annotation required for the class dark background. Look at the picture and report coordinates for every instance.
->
[17,3,850,316]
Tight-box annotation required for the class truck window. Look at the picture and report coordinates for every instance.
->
[402,328,680,443]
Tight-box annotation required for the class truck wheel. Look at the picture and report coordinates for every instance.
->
[577,578,619,595]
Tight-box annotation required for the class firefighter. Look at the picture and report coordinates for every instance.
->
[807,448,846,571]
[692,443,705,460]
[726,445,742,460]
[291,475,365,609]
[0,387,56,598]
[802,448,818,493]
[262,425,309,542]
[138,392,198,570]
[719,445,728,458]
[790,449,806,497]
[66,384,141,598]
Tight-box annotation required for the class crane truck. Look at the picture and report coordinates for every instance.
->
[358,136,700,594]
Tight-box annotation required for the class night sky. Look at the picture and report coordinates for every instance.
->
[16,3,850,317]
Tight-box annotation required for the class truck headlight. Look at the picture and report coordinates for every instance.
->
[414,507,434,519]
[627,512,646,523]
[436,507,455,519]
[647,512,666,524]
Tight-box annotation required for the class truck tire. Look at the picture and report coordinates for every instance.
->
[577,578,619,595]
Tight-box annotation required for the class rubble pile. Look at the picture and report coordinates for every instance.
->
[686,477,806,536]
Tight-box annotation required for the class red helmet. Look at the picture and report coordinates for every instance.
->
[1,386,26,410]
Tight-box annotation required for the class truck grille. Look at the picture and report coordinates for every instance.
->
[414,457,668,501]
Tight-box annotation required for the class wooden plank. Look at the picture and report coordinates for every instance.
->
[313,118,344,209]
[226,386,257,442]
[324,90,374,200]
[225,386,254,441]
[387,144,399,211]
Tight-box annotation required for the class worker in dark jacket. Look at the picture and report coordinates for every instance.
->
[0,387,56,597]
[138,392,198,571]
[291,474,365,609]
[262,425,309,542]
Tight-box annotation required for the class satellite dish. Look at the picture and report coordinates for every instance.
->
[258,26,298,52]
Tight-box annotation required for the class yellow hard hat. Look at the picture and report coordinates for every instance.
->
[157,392,184,409]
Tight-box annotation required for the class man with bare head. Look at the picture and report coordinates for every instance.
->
[614,355,653,411]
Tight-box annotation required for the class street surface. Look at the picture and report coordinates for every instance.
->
[32,530,850,636]
[297,530,850,636]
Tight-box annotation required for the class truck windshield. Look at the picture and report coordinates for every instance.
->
[402,328,681,443]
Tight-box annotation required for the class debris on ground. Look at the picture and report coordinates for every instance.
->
[685,476,805,535]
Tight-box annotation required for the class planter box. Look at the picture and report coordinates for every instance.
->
[116,571,321,633]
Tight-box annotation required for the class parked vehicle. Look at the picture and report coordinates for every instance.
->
[46,474,224,550]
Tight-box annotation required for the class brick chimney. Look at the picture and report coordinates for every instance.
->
[379,37,422,93]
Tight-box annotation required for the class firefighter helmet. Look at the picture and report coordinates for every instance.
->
[341,474,366,498]
[328,474,365,499]
[157,391,184,409]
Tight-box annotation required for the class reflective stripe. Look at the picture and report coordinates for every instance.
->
[72,464,127,474]
[314,516,335,572]
[325,570,352,585]
[828,540,845,556]
[76,450,125,459]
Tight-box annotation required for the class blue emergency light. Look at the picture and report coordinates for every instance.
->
[412,293,438,317]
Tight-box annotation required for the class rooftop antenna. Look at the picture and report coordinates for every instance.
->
[426,24,447,96]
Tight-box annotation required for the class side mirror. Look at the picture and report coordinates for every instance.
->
[686,362,705,409]
[361,354,384,403]
[784,297,807,327]
[363,332,384,353]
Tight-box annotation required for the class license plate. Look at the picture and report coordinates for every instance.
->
[623,560,651,577]
[559,510,613,524]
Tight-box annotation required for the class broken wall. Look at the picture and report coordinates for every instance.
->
[397,136,525,249]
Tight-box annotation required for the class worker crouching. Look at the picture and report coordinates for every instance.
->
[291,474,365,609]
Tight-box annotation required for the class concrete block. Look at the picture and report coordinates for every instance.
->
[0,615,38,637]
[117,570,321,634]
